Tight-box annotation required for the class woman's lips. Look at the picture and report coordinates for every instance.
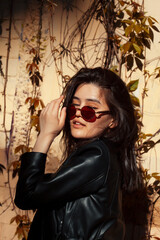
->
[72,120,85,128]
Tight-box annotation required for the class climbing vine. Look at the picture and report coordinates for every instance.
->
[0,0,52,239]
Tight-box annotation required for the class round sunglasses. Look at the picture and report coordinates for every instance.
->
[67,104,111,122]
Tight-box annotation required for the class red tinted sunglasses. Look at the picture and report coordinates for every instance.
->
[67,104,111,122]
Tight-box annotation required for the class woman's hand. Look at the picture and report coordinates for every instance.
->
[33,95,66,153]
[40,95,66,138]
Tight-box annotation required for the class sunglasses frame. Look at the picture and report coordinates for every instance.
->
[67,104,111,122]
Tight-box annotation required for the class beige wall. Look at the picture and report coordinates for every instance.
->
[140,0,160,173]
[0,0,160,239]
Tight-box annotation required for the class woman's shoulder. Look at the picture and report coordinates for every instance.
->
[76,137,108,153]
[70,138,113,166]
[77,137,116,154]
[65,139,110,176]
[76,138,120,170]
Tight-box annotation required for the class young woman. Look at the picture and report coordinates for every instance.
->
[15,68,143,240]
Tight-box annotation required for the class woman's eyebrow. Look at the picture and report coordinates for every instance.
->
[72,96,80,101]
[73,96,101,104]
[86,98,101,104]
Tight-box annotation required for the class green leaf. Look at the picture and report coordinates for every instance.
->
[133,43,141,55]
[135,57,143,71]
[127,80,139,92]
[130,95,140,107]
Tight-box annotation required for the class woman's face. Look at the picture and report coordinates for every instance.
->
[69,83,113,139]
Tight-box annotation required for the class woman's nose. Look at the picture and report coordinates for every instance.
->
[75,107,82,118]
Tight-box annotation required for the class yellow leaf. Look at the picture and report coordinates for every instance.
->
[148,17,153,27]
[122,42,131,53]
[153,176,160,181]
[143,27,149,34]
[125,24,133,36]
[133,43,141,55]
[150,16,158,23]
[152,172,160,177]
[134,24,142,34]
[125,9,132,17]
[145,134,153,137]
[122,20,132,25]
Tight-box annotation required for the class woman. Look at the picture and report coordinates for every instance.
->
[15,68,143,240]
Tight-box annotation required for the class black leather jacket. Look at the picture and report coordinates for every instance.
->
[15,138,125,240]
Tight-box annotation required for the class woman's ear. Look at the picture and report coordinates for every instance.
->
[109,119,117,128]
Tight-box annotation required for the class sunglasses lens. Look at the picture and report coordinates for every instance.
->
[81,106,96,122]
[68,105,96,122]
[68,105,76,120]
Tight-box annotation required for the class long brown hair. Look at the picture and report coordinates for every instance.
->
[61,67,143,192]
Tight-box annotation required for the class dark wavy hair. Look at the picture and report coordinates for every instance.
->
[61,67,143,192]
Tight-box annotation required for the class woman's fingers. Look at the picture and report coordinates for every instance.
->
[59,107,67,128]
[39,95,66,137]
[51,95,64,117]
[33,96,66,153]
